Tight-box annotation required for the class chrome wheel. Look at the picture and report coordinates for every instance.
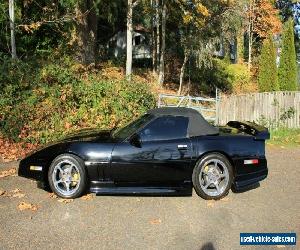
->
[199,159,229,197]
[52,160,81,196]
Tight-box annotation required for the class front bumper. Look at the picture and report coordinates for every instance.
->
[18,159,47,182]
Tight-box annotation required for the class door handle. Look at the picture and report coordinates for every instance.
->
[177,145,188,150]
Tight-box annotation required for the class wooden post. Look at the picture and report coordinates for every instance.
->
[158,94,162,107]
[215,88,220,125]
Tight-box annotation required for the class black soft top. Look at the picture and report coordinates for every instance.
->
[147,107,219,137]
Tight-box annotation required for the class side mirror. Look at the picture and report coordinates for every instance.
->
[129,133,142,148]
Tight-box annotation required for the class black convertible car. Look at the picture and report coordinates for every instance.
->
[19,107,269,200]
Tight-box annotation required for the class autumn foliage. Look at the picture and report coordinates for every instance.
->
[0,135,36,161]
[252,0,282,38]
[0,57,156,161]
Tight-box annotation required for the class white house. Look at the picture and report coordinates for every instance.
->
[108,29,151,60]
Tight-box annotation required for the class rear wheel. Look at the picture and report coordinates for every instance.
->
[192,153,233,200]
[48,154,87,199]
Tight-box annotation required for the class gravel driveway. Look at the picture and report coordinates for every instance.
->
[0,146,299,250]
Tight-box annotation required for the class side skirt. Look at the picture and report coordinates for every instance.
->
[90,181,193,196]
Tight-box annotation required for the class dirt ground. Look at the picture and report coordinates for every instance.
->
[0,146,299,250]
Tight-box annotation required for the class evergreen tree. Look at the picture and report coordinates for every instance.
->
[258,36,279,92]
[278,19,298,91]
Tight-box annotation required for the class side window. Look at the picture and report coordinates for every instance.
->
[139,116,189,141]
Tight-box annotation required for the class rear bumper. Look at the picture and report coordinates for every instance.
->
[232,156,268,189]
[234,168,268,189]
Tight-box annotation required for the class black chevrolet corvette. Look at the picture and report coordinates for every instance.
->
[18,107,269,200]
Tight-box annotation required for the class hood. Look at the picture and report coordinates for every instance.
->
[38,127,111,148]
[60,128,113,142]
[23,128,115,159]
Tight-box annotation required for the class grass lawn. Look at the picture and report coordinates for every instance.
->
[268,128,300,147]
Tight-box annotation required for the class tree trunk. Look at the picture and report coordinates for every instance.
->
[248,29,252,71]
[126,0,133,80]
[178,50,188,95]
[156,0,160,73]
[76,0,97,65]
[248,0,253,71]
[9,0,17,59]
[158,1,166,86]
[151,0,156,74]
[237,31,244,63]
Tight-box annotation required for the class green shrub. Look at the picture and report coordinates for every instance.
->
[258,36,279,92]
[212,59,233,92]
[225,63,253,93]
[278,19,298,91]
[194,59,254,94]
[0,57,156,144]
[269,128,300,146]
[192,59,232,93]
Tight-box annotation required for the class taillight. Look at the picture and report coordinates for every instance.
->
[244,159,259,165]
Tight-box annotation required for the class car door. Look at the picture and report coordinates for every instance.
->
[109,115,192,185]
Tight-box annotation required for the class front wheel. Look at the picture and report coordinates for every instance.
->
[48,154,87,199]
[192,153,233,200]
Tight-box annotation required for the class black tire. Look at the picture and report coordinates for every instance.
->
[192,153,233,200]
[48,154,87,199]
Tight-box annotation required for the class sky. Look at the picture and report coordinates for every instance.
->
[293,2,300,38]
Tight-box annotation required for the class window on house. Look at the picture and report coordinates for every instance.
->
[135,36,141,46]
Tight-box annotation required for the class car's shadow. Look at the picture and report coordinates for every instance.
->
[200,242,216,250]
[231,182,260,193]
[38,179,261,197]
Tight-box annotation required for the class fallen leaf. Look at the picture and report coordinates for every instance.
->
[18,202,38,212]
[10,188,25,198]
[48,193,58,199]
[57,198,73,204]
[220,197,229,202]
[0,188,25,198]
[149,218,162,225]
[0,135,37,160]
[81,194,93,201]
[0,168,17,178]
[206,200,215,208]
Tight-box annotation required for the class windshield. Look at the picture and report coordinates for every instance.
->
[112,114,154,140]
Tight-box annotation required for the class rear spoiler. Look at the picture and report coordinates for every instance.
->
[227,121,270,140]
